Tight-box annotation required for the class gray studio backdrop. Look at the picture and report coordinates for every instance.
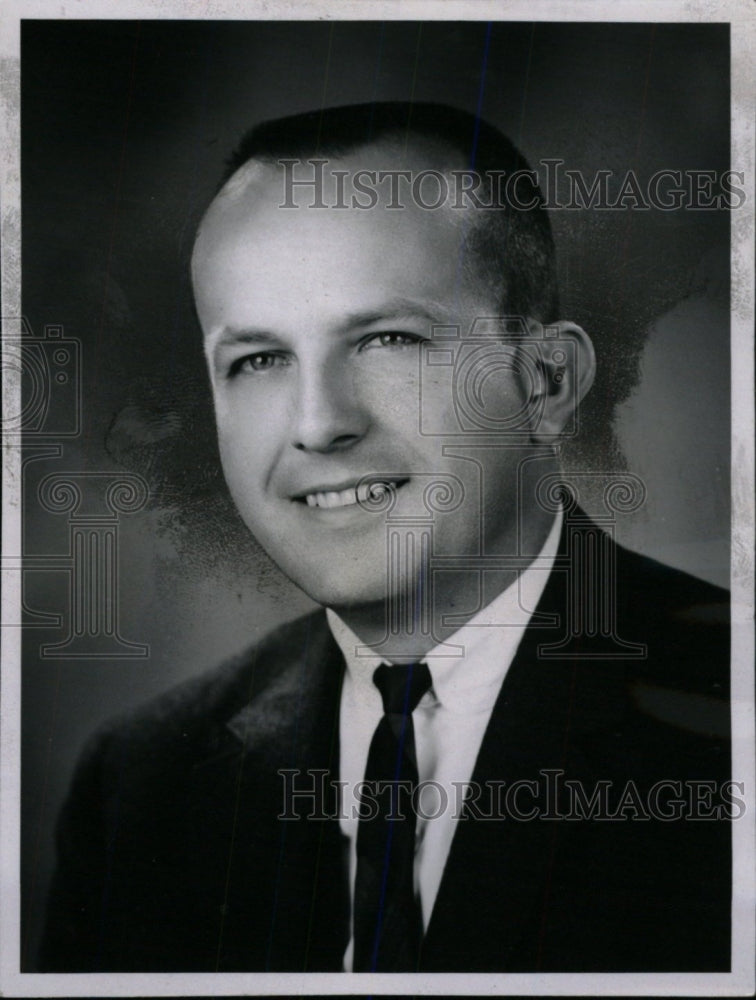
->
[19,20,730,967]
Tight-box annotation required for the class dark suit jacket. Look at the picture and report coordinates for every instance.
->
[38,518,731,972]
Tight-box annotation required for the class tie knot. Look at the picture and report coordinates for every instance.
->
[373,662,432,716]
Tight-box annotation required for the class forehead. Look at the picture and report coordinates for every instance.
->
[191,141,490,326]
[196,138,465,237]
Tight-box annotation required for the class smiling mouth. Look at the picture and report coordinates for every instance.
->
[296,478,409,510]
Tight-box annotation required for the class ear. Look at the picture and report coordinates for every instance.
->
[520,320,596,444]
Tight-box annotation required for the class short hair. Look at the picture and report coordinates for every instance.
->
[219,102,559,323]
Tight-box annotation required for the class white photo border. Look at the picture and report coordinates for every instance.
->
[1,1,754,996]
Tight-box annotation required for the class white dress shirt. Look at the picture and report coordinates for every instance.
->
[328,509,563,971]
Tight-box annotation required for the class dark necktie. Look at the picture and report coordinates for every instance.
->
[352,661,433,972]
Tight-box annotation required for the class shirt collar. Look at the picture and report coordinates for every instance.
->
[327,509,563,717]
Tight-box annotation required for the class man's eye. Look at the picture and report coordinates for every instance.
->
[230,353,287,375]
[364,331,424,349]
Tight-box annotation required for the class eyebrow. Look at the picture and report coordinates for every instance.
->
[209,298,454,349]
[337,299,452,330]
[211,329,279,348]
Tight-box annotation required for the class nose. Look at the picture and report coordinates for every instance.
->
[291,361,369,453]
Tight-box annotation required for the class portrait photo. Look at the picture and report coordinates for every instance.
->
[1,2,754,996]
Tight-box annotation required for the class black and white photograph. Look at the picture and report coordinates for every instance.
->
[1,1,754,995]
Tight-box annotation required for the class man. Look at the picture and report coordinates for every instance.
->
[39,103,731,973]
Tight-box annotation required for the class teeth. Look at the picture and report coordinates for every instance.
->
[303,481,400,509]
[307,487,359,509]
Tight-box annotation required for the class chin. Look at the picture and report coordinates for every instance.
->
[295,579,389,613]
[275,559,390,612]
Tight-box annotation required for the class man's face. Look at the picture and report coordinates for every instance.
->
[192,144,544,611]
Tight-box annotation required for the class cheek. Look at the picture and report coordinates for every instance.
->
[353,353,421,403]
[213,383,279,452]
[215,420,269,503]
[412,367,459,436]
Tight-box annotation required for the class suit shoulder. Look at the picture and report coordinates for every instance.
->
[87,609,329,763]
[614,541,729,622]
[609,542,730,698]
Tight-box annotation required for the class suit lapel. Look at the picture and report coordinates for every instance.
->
[421,521,629,971]
[188,614,350,971]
